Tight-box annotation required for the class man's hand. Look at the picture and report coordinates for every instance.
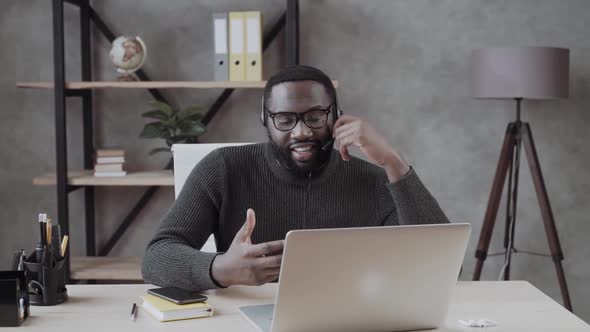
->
[333,115,411,183]
[211,209,284,287]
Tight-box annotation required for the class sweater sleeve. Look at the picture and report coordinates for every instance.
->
[142,149,226,291]
[382,167,450,225]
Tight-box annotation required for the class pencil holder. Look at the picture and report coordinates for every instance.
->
[0,271,30,326]
[23,254,67,306]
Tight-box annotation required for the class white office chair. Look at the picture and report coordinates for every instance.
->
[171,143,254,252]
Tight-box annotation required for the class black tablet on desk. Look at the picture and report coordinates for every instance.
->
[147,286,208,305]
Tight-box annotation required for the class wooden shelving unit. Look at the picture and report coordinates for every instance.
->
[23,0,305,283]
[71,256,142,281]
[33,170,173,186]
[17,80,338,90]
[18,81,267,89]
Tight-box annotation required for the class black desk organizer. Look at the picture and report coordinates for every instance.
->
[23,252,68,306]
[0,271,30,327]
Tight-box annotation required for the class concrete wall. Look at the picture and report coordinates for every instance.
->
[1,0,589,322]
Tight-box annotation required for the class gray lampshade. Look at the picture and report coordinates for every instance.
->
[471,47,570,99]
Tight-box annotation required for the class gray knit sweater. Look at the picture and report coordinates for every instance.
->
[142,142,449,291]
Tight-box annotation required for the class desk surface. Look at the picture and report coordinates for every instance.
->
[8,281,589,331]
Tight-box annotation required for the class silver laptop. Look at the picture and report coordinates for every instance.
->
[239,223,471,332]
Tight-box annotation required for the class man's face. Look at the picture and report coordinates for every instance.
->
[265,81,334,175]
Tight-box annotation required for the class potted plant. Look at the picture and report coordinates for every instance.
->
[139,100,207,157]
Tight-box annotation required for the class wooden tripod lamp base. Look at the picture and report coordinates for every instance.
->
[471,110,573,312]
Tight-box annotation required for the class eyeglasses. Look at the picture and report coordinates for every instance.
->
[264,104,334,131]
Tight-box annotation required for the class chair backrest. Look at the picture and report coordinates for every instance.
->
[171,143,253,198]
[171,143,254,252]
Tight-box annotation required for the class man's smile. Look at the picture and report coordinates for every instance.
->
[290,142,319,162]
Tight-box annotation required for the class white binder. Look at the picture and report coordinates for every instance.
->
[245,11,262,81]
[213,12,229,81]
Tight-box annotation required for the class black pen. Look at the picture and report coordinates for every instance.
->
[130,303,138,321]
[39,214,46,246]
[41,247,47,268]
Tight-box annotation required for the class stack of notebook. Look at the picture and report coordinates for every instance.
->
[94,149,126,177]
[140,294,214,322]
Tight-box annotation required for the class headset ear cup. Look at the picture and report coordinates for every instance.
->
[260,96,267,127]
[260,109,266,126]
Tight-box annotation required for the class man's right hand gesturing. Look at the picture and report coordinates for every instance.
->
[211,208,284,287]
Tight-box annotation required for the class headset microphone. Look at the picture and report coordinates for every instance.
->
[321,105,343,151]
[321,139,334,151]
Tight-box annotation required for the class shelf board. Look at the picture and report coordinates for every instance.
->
[17,80,339,90]
[33,170,173,186]
[71,256,142,281]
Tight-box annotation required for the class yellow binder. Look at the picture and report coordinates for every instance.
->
[244,11,262,81]
[229,12,246,81]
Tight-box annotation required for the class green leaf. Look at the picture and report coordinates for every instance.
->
[149,147,170,155]
[177,120,192,131]
[141,110,169,120]
[183,112,204,121]
[161,118,179,129]
[149,100,174,116]
[179,106,206,121]
[139,122,165,139]
[181,123,206,137]
[183,106,206,115]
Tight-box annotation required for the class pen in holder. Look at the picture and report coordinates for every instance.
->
[23,248,67,306]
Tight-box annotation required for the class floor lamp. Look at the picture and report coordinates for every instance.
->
[470,47,573,311]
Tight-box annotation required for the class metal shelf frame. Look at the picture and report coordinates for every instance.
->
[47,0,299,281]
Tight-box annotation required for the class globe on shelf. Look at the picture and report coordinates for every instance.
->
[109,36,147,81]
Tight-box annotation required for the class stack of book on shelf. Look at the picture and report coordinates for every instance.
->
[94,149,126,177]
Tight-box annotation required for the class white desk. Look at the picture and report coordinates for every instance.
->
[7,281,589,331]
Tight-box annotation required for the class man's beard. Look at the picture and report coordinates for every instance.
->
[271,137,333,177]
